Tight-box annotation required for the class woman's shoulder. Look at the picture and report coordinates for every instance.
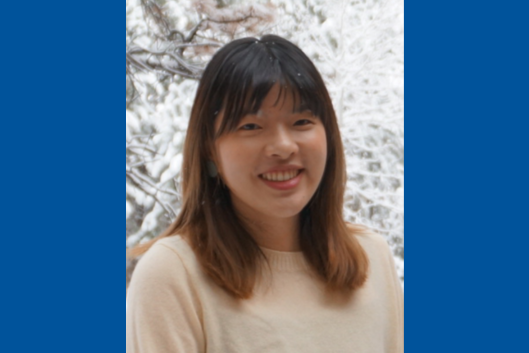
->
[345,222,392,259]
[131,235,201,286]
[345,223,401,285]
[346,222,387,246]
[154,234,195,259]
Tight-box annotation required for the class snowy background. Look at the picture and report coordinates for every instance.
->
[126,0,404,287]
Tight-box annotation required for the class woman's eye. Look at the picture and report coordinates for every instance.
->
[239,123,260,131]
[294,119,312,126]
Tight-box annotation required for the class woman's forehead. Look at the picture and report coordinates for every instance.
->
[252,95,313,119]
[222,85,311,121]
[259,84,294,110]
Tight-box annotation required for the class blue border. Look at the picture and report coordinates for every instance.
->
[1,2,121,352]
[406,1,529,352]
[3,0,529,352]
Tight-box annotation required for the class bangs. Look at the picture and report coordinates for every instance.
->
[212,38,326,138]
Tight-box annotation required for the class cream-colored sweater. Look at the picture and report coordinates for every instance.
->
[126,232,403,353]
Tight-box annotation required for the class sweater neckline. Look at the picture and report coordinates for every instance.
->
[259,246,311,271]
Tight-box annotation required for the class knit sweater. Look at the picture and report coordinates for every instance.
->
[126,231,403,353]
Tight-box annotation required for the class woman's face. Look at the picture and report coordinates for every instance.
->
[214,84,327,222]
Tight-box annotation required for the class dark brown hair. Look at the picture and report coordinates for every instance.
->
[128,34,369,299]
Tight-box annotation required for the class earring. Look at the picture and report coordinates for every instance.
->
[206,160,218,178]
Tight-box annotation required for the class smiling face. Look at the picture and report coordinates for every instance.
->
[214,84,327,224]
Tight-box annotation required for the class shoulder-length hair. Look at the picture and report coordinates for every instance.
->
[128,34,369,299]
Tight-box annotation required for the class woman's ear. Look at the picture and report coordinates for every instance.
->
[206,160,218,178]
[206,143,222,179]
[208,122,225,181]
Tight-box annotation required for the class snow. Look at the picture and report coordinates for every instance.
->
[126,0,404,281]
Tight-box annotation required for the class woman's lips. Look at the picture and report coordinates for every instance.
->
[259,170,303,190]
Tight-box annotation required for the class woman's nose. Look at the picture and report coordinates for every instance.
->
[264,128,299,159]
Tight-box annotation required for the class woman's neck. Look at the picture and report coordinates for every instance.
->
[237,212,301,252]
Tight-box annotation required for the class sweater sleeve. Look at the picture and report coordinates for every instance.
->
[126,241,205,353]
[379,237,404,353]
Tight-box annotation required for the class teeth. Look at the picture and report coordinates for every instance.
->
[261,170,299,181]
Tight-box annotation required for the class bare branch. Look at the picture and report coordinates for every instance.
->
[126,172,176,218]
[127,1,274,84]
[140,0,171,35]
[185,19,206,42]
[126,167,179,198]
[126,143,160,155]
[206,14,254,24]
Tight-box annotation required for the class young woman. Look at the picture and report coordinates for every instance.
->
[126,34,403,353]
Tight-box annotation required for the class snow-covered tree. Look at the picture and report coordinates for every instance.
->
[126,0,404,286]
[269,0,404,279]
[126,0,277,283]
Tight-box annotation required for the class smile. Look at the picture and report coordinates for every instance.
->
[260,169,302,181]
[259,169,304,190]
